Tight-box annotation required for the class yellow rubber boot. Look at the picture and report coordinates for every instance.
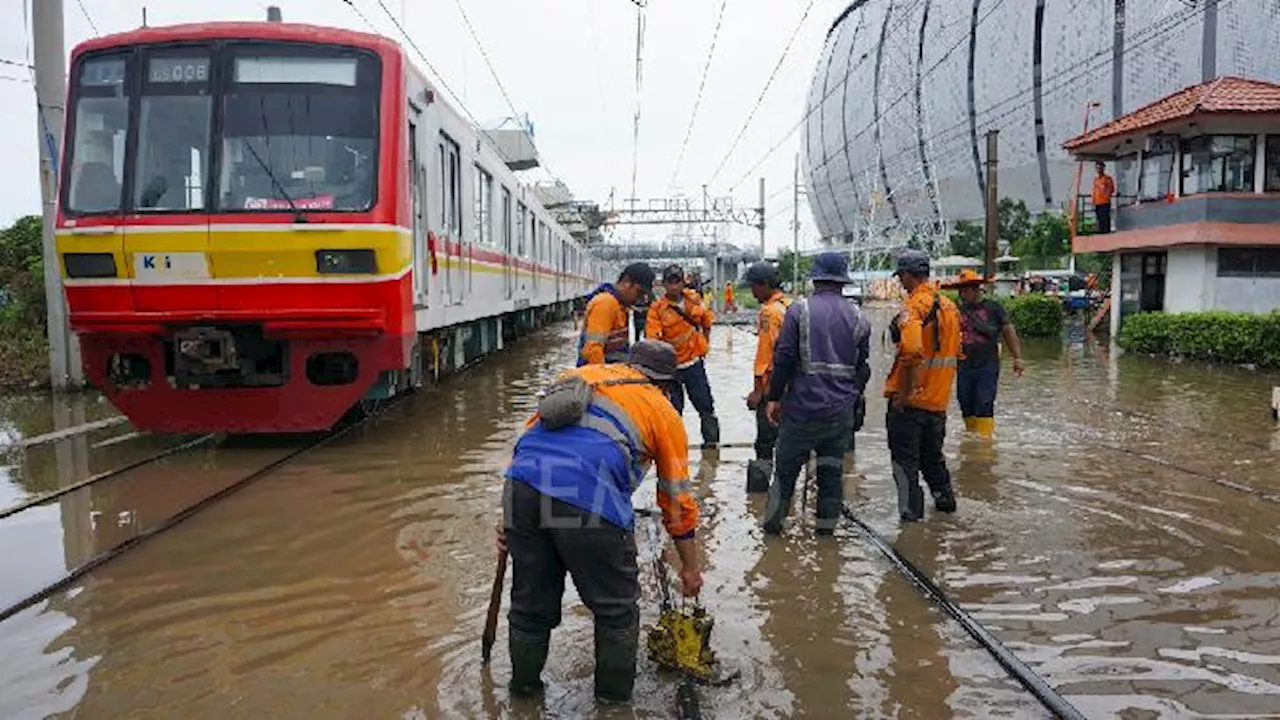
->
[963,416,978,432]
[973,417,995,438]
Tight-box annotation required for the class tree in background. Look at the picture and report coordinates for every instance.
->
[1013,212,1071,269]
[949,220,985,259]
[998,198,1032,251]
[0,215,51,387]
[776,251,815,294]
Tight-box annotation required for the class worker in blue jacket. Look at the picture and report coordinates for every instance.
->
[762,251,871,536]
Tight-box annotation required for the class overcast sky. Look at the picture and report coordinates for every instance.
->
[0,0,850,253]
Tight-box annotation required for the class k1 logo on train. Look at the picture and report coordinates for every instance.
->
[55,20,609,433]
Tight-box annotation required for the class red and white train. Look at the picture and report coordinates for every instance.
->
[56,20,609,433]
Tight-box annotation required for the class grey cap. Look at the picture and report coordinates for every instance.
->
[743,262,780,287]
[628,340,677,381]
[894,249,931,277]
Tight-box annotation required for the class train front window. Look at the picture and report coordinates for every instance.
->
[132,51,213,211]
[218,49,380,213]
[66,56,130,214]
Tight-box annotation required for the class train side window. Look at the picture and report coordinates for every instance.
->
[501,186,512,251]
[440,133,462,238]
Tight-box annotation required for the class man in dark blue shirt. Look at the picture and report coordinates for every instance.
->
[762,252,871,536]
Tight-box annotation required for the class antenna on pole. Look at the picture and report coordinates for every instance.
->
[266,6,283,22]
[142,6,148,27]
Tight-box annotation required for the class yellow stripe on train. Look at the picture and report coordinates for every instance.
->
[56,225,412,281]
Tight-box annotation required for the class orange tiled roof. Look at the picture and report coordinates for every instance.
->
[1063,76,1280,151]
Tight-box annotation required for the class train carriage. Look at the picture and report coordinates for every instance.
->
[56,20,608,433]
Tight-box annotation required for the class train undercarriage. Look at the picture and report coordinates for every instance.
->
[80,302,575,434]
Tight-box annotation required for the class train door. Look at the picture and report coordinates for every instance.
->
[439,133,462,305]
[556,240,564,301]
[531,215,540,295]
[409,114,426,304]
[501,186,514,300]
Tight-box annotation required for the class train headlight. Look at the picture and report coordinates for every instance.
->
[315,249,376,275]
[63,253,118,278]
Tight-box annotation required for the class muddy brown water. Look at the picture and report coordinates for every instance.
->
[1,307,1278,719]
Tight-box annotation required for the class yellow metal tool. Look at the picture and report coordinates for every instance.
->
[646,603,718,682]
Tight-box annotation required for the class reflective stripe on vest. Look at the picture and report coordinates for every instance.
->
[796,298,862,379]
[920,356,957,369]
[580,394,648,489]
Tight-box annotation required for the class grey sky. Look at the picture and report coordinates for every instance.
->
[0,0,849,253]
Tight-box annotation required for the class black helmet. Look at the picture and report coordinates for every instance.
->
[743,262,780,287]
[628,340,677,381]
[894,250,931,278]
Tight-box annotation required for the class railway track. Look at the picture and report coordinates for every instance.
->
[0,401,406,626]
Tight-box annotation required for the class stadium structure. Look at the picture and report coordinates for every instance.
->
[803,0,1280,249]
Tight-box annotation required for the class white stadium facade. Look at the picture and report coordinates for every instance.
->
[803,0,1280,248]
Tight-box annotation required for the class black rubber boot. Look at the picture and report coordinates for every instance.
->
[594,621,639,704]
[815,498,842,536]
[933,487,957,513]
[746,459,771,494]
[508,627,550,697]
[699,414,721,446]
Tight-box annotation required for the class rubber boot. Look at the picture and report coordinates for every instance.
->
[508,627,550,697]
[815,498,842,536]
[893,462,925,522]
[963,416,977,432]
[762,479,792,535]
[933,486,957,513]
[973,417,995,438]
[699,414,721,446]
[594,622,639,704]
[746,459,771,494]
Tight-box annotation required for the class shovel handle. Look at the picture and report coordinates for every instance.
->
[481,549,508,664]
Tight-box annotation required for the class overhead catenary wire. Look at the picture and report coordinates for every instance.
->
[75,0,101,36]
[668,0,729,189]
[705,0,819,189]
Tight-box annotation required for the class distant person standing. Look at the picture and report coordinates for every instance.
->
[945,270,1024,438]
[743,262,792,493]
[647,265,720,444]
[1092,161,1116,233]
[724,281,737,313]
[885,250,961,522]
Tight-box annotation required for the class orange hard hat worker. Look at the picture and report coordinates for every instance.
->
[942,269,992,289]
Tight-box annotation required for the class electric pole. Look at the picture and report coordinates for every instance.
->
[984,130,999,281]
[758,177,766,259]
[34,0,82,390]
[792,154,800,291]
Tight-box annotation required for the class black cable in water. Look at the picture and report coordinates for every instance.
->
[839,504,1087,720]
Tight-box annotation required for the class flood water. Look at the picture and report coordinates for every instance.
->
[1,307,1278,719]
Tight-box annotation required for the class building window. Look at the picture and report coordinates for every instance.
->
[1218,247,1280,277]
[1139,149,1174,201]
[1265,135,1280,191]
[1115,154,1139,205]
[1180,135,1255,195]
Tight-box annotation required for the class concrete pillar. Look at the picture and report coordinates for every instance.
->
[1109,252,1122,339]
[1255,134,1266,193]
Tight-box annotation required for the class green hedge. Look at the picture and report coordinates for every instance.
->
[939,290,1064,338]
[1118,311,1280,368]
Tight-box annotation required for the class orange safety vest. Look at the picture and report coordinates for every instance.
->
[884,284,961,413]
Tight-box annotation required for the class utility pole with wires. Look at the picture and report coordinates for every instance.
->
[791,153,805,291]
[33,0,83,390]
[984,130,1000,281]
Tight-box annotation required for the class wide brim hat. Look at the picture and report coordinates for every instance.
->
[942,269,993,288]
[809,252,855,284]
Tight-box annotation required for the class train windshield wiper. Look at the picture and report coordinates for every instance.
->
[240,139,306,222]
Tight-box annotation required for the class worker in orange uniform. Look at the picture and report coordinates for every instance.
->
[743,262,792,493]
[578,263,655,366]
[885,250,962,521]
[497,340,702,704]
[1092,161,1116,234]
[724,281,737,312]
[646,265,720,444]
[946,269,1025,437]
